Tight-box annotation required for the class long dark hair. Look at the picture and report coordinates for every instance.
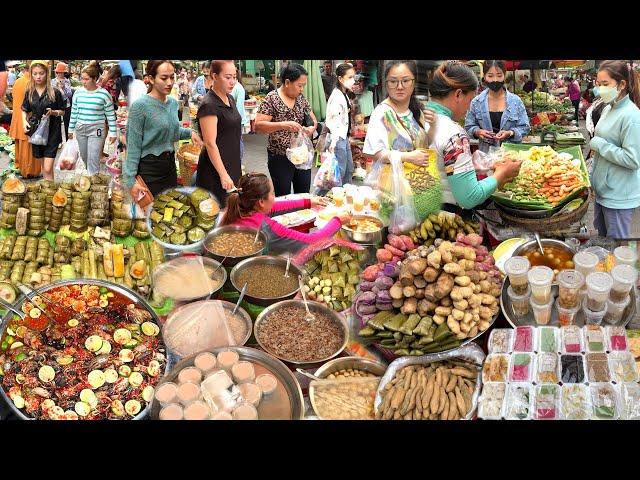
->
[384,60,423,128]
[145,60,175,94]
[222,173,272,226]
[598,60,640,108]
[429,60,478,99]
[335,63,355,93]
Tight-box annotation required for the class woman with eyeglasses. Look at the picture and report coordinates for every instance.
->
[464,60,530,153]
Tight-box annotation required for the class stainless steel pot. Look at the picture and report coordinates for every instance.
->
[203,225,268,268]
[314,356,387,379]
[151,255,227,303]
[340,215,383,244]
[512,238,576,257]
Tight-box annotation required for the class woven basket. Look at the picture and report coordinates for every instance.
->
[497,188,591,231]
[177,143,201,186]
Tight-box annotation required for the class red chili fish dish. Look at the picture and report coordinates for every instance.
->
[0,283,167,420]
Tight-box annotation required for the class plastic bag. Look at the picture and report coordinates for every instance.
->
[55,138,80,171]
[313,152,342,191]
[286,131,314,170]
[388,153,418,234]
[28,115,50,146]
[364,158,385,189]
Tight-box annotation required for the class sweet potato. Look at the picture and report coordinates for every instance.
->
[390,281,404,300]
[413,276,427,289]
[384,243,405,258]
[427,250,442,269]
[399,268,414,287]
[362,265,381,282]
[386,234,406,251]
[398,235,415,251]
[376,249,393,263]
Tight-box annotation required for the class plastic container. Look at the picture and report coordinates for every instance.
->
[573,251,599,278]
[155,382,179,406]
[608,351,639,383]
[536,352,560,384]
[610,264,638,302]
[178,366,203,385]
[217,350,240,372]
[513,326,535,352]
[585,272,614,312]
[586,353,611,383]
[606,325,628,352]
[619,382,640,420]
[505,256,531,295]
[331,187,345,207]
[560,354,585,383]
[176,381,201,406]
[582,297,607,326]
[614,245,638,267]
[231,361,256,384]
[507,285,531,318]
[503,383,532,420]
[528,266,554,305]
[194,352,218,374]
[555,299,580,327]
[477,382,507,420]
[561,384,591,420]
[533,384,560,420]
[482,354,510,383]
[509,352,534,382]
[232,401,259,420]
[561,325,583,354]
[584,325,606,352]
[488,328,513,354]
[603,296,630,326]
[529,297,553,326]
[159,402,184,420]
[256,374,278,395]
[183,400,212,420]
[537,326,559,353]
[557,269,585,309]
[590,383,619,420]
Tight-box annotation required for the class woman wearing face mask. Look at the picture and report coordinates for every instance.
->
[322,63,357,190]
[21,60,65,181]
[124,60,203,198]
[465,60,530,153]
[255,63,317,196]
[195,60,243,206]
[589,60,640,239]
[427,61,522,210]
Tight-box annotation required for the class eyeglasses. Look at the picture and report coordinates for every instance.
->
[386,78,415,89]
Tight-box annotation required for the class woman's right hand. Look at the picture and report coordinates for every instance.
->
[23,124,30,134]
[337,212,352,224]
[221,174,235,191]
[493,159,522,188]
[475,129,496,141]
[280,121,302,133]
[404,149,429,167]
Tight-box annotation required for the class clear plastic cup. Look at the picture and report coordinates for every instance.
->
[530,297,553,325]
[353,191,365,212]
[528,266,554,305]
[557,269,585,309]
[155,382,179,406]
[585,272,614,312]
[573,251,599,278]
[359,186,372,206]
[610,264,638,302]
[582,297,607,326]
[555,298,580,327]
[603,296,631,326]
[507,285,531,318]
[331,187,345,207]
[614,246,638,267]
[159,403,184,420]
[505,256,531,295]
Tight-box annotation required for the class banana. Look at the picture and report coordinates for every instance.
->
[423,219,433,231]
[420,223,428,239]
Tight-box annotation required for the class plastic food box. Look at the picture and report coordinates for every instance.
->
[608,351,639,383]
[590,383,620,420]
[560,354,585,384]
[606,326,628,352]
[584,325,606,353]
[618,383,640,420]
[503,383,533,420]
[483,354,510,383]
[513,326,536,352]
[478,382,507,420]
[586,353,611,383]
[537,326,559,353]
[533,384,560,420]
[488,328,513,354]
[561,384,591,420]
[536,352,560,384]
[561,325,583,354]
[509,353,534,383]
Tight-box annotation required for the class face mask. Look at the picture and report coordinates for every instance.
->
[342,78,355,90]
[486,81,504,92]
[598,84,619,103]
[592,86,600,97]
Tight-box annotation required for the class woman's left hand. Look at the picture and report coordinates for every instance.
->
[495,130,514,141]
[311,196,330,208]
[303,125,316,137]
[191,131,204,146]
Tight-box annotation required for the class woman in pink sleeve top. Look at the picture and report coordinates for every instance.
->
[220,173,351,255]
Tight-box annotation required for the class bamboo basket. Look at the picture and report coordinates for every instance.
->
[177,143,201,186]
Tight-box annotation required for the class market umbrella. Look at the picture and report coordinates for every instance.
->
[302,60,327,122]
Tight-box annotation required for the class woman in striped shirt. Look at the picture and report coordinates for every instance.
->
[69,61,117,175]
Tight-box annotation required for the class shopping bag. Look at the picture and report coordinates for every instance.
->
[313,152,342,191]
[388,153,418,234]
[55,138,80,171]
[28,115,49,146]
[286,131,314,170]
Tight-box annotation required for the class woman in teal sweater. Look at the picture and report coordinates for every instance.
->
[125,60,202,197]
[590,60,640,239]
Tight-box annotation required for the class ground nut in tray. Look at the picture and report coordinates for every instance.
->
[374,343,484,420]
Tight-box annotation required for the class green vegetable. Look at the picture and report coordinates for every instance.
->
[99,287,108,294]
[1,341,7,350]
[15,352,26,362]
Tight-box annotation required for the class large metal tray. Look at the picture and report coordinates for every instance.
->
[0,279,175,420]
[150,346,305,420]
[500,277,637,328]
[373,343,485,420]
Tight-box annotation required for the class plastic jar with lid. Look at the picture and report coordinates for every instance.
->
[507,285,531,318]
[610,264,638,302]
[555,298,580,327]
[573,251,599,277]
[603,296,631,326]
[585,272,614,312]
[557,269,585,309]
[530,296,553,325]
[505,256,531,295]
[528,266,554,305]
[582,297,608,326]
[614,246,638,267]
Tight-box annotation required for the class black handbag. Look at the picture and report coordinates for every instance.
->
[25,116,40,136]
[302,108,314,128]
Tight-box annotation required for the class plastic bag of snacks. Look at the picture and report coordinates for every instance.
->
[313,152,342,191]
[388,153,418,234]
[286,131,314,170]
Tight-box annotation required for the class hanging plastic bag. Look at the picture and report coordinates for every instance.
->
[313,152,342,191]
[364,158,388,190]
[388,152,418,234]
[286,131,314,170]
[28,115,50,146]
[55,138,80,171]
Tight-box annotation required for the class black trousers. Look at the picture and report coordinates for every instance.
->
[572,99,580,122]
[63,106,71,138]
[267,151,311,196]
